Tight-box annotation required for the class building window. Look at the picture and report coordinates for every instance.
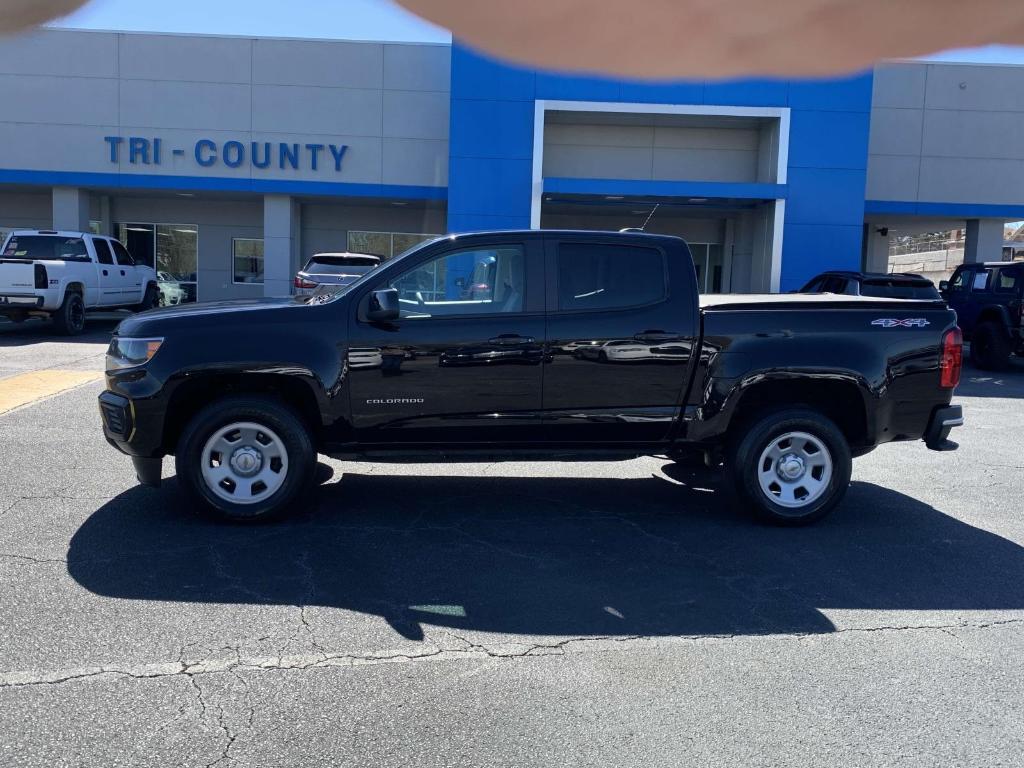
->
[347,231,440,261]
[116,223,199,305]
[690,243,724,293]
[232,239,264,284]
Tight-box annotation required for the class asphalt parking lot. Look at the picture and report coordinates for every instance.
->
[1,316,1023,767]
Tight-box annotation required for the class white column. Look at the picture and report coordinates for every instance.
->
[263,194,300,297]
[52,187,90,232]
[964,219,1003,263]
[863,224,891,273]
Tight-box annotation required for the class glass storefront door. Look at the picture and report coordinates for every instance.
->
[690,243,725,293]
[117,223,199,305]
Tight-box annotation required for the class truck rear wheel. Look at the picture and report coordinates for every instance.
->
[175,396,316,522]
[969,321,1011,371]
[726,408,851,526]
[52,291,85,336]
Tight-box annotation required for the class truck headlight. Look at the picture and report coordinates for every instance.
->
[106,337,164,370]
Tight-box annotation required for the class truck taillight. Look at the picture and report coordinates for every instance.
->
[33,263,48,289]
[940,328,963,389]
[294,276,317,289]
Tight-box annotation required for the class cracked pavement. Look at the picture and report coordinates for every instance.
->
[1,323,1023,766]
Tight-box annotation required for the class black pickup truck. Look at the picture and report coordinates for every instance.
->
[99,230,963,526]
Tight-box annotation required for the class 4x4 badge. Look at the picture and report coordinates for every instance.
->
[871,318,930,328]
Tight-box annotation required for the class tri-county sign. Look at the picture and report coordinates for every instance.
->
[103,136,349,173]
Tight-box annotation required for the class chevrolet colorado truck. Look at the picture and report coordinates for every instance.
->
[0,230,158,334]
[99,230,964,525]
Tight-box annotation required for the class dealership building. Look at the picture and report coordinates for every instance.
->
[0,27,1022,302]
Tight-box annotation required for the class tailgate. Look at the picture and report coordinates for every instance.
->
[0,260,39,294]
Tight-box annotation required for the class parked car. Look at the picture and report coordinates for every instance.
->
[99,230,962,526]
[940,261,1023,370]
[800,271,941,300]
[0,230,158,334]
[157,271,187,306]
[293,253,381,296]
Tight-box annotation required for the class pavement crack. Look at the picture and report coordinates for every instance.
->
[3,617,1023,691]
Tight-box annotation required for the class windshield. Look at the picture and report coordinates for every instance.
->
[860,280,939,299]
[2,235,90,262]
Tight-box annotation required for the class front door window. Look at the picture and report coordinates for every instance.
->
[389,246,525,318]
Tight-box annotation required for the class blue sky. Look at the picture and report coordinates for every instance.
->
[51,0,1024,65]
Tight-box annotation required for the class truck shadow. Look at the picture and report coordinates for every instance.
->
[67,469,1024,640]
[0,317,121,346]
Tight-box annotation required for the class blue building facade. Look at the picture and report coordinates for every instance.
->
[0,28,1019,302]
[447,45,873,292]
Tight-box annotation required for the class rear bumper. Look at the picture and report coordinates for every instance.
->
[0,294,43,311]
[924,404,963,451]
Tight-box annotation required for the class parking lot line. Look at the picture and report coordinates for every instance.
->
[0,369,103,415]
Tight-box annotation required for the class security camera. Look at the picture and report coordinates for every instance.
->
[877,227,889,236]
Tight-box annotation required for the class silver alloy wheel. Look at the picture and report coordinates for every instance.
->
[200,421,289,505]
[756,431,833,511]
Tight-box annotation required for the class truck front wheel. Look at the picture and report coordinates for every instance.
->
[175,396,316,522]
[727,408,852,526]
[52,291,86,336]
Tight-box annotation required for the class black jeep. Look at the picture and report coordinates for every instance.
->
[941,261,1024,370]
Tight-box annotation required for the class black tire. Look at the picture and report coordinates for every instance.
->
[52,290,86,336]
[726,408,852,526]
[174,396,317,523]
[135,283,159,313]
[969,321,1012,371]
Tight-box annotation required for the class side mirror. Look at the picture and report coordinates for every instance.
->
[938,280,950,293]
[367,288,399,322]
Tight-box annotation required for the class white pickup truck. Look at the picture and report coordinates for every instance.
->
[0,230,159,335]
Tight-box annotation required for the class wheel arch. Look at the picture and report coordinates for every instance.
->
[161,372,324,455]
[727,376,870,449]
[977,305,1012,329]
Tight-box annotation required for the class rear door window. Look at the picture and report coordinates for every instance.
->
[556,243,666,311]
[111,241,135,266]
[994,269,1019,293]
[2,235,89,261]
[93,239,114,265]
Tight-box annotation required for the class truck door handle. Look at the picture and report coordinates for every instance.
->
[488,334,535,345]
[102,269,108,276]
[635,331,679,342]
[120,270,126,276]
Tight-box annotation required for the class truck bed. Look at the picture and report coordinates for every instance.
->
[699,293,948,311]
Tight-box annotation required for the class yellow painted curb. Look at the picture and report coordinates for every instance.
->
[0,370,103,415]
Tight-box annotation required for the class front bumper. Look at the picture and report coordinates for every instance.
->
[924,404,963,451]
[98,391,164,485]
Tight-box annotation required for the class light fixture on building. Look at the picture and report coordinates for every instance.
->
[391,201,408,206]
[605,195,625,201]
[176,192,195,198]
[688,197,708,203]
